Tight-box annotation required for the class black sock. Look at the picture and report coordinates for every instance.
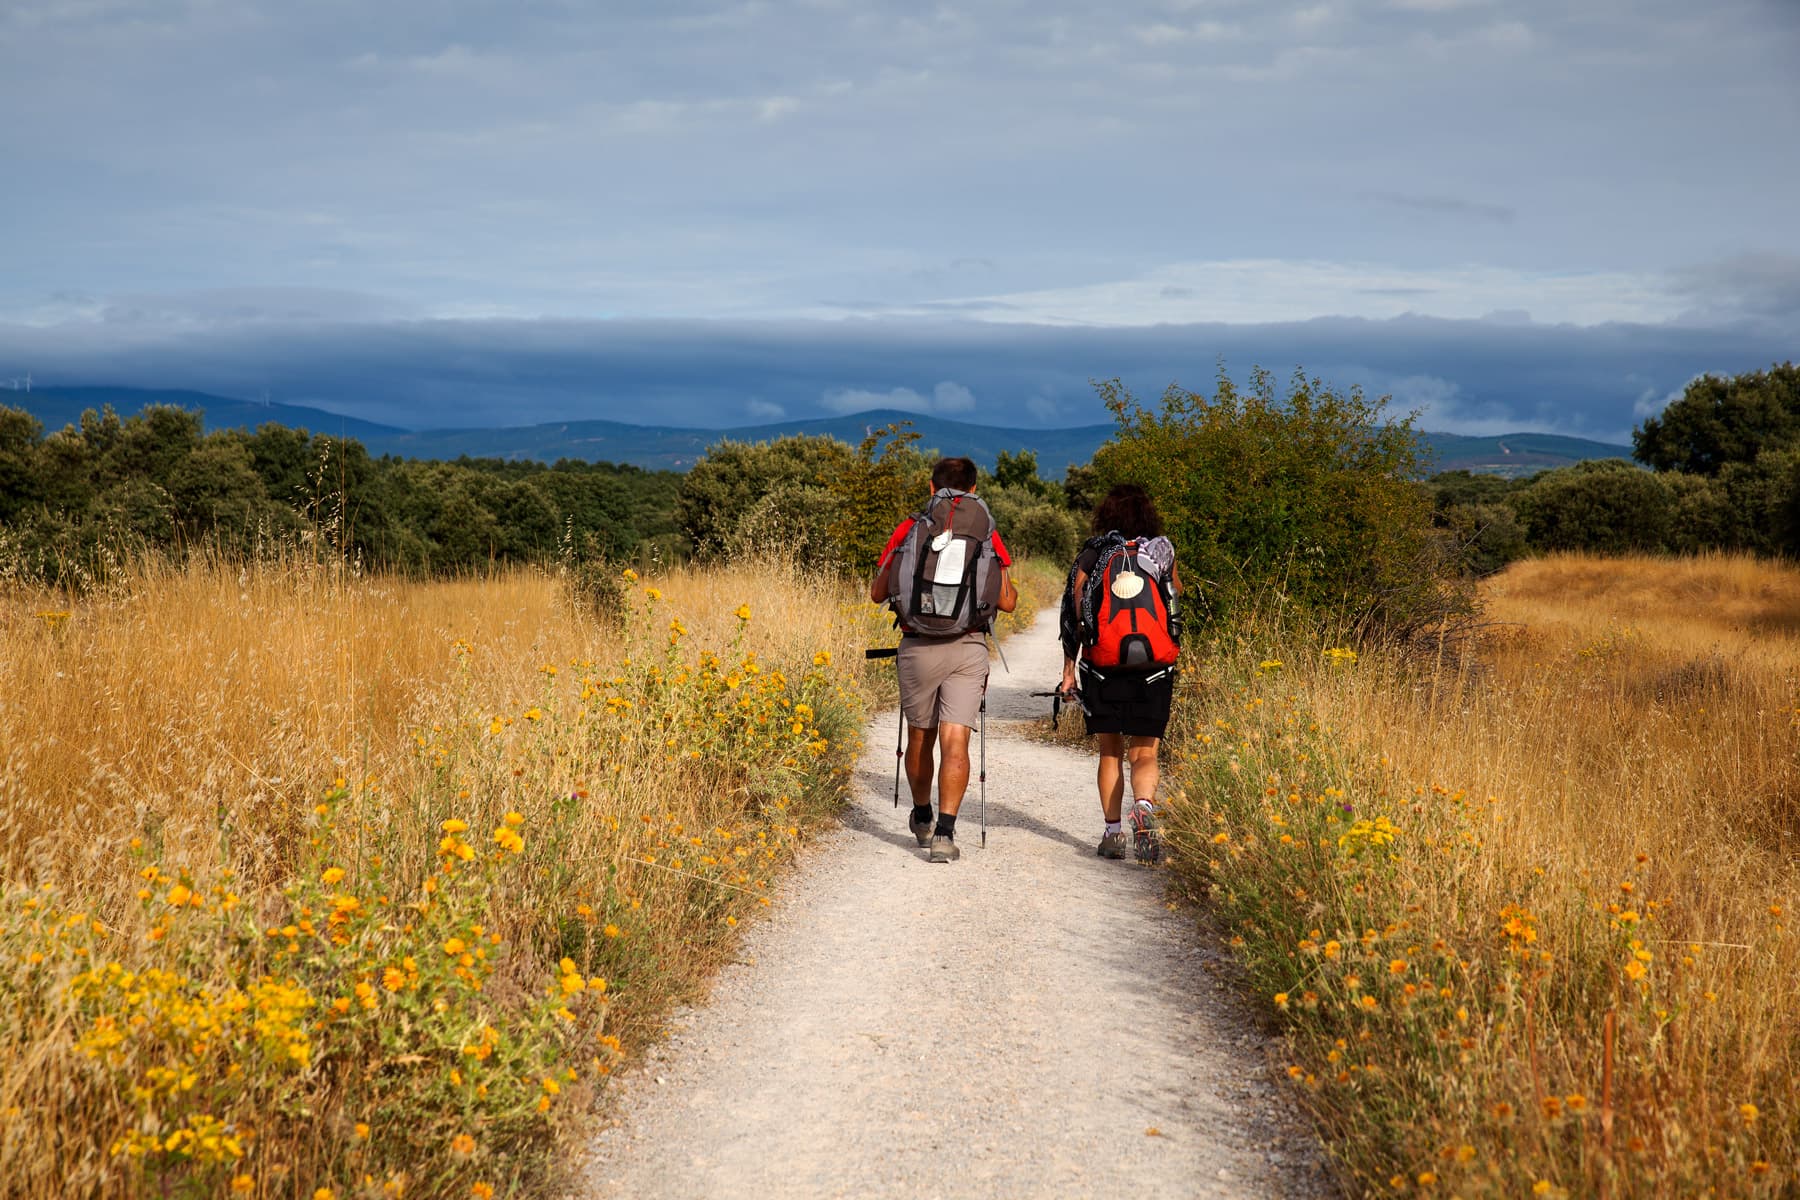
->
[911,803,933,825]
[934,812,958,839]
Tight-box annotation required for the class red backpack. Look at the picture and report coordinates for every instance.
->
[1078,536,1179,670]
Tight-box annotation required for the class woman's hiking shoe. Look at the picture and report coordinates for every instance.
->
[928,834,961,863]
[908,808,934,848]
[1130,805,1161,863]
[1096,830,1127,859]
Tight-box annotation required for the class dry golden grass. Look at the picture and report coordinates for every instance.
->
[1163,551,1799,1197]
[0,553,886,1198]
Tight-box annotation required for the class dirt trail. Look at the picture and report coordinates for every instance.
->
[584,613,1329,1199]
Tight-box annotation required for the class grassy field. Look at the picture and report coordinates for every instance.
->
[0,548,1056,1199]
[0,553,905,1198]
[1161,551,1799,1196]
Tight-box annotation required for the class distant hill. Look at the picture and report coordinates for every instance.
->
[380,411,1121,472]
[1417,431,1637,478]
[5,385,1633,475]
[15,386,407,446]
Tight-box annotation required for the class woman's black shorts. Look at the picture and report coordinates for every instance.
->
[1080,666,1175,739]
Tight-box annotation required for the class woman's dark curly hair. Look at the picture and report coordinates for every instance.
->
[1090,483,1164,538]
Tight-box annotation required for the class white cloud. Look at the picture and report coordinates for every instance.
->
[1132,19,1237,44]
[852,259,1685,327]
[1388,0,1486,11]
[932,381,976,412]
[819,380,977,415]
[1289,4,1335,33]
[821,386,931,414]
[745,398,785,420]
[757,95,801,121]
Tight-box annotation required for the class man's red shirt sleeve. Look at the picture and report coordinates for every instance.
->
[876,519,914,572]
[989,530,1013,567]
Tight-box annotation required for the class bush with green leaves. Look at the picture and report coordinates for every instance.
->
[1090,368,1456,636]
[1512,459,1673,554]
[673,435,854,561]
[825,425,931,576]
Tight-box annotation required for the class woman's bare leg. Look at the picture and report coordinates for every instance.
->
[1126,736,1161,803]
[1096,732,1126,823]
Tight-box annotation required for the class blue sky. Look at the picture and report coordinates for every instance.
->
[1,0,1796,437]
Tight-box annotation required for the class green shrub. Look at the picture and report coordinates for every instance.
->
[1513,460,1671,554]
[674,435,853,561]
[1090,368,1455,637]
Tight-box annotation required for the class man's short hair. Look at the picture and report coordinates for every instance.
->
[931,456,978,492]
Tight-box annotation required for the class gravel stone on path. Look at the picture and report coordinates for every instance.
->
[582,612,1334,1199]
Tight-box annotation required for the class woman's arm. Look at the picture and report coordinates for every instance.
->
[997,567,1018,613]
[1060,568,1088,695]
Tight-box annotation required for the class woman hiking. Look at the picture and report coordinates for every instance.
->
[1058,484,1183,863]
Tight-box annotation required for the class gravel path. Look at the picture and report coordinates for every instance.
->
[582,613,1331,1199]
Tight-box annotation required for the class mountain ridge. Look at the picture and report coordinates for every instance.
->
[5,385,1633,477]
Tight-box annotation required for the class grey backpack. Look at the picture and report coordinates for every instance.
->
[886,489,1003,637]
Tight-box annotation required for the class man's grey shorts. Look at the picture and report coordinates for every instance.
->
[896,633,989,730]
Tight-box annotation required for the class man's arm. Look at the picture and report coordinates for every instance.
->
[870,519,912,604]
[997,567,1018,613]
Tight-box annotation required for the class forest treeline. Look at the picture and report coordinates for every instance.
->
[2,362,1795,594]
[0,405,683,580]
[1426,362,1800,574]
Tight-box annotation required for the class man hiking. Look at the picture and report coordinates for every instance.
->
[871,456,1018,863]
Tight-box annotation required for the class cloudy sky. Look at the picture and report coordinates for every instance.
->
[2,0,1796,437]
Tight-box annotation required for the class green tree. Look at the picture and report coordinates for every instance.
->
[0,406,43,523]
[1633,362,1800,476]
[1513,460,1672,554]
[1006,503,1082,561]
[675,435,853,559]
[991,449,1059,503]
[826,423,929,576]
[1090,367,1448,634]
[168,438,275,548]
[1659,472,1738,555]
[1715,449,1800,557]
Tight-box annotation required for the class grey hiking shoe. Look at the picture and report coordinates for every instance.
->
[928,834,960,863]
[1096,830,1127,859]
[1130,804,1161,864]
[908,809,934,848]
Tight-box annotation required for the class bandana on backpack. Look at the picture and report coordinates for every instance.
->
[885,489,1004,638]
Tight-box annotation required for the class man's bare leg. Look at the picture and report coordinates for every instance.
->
[934,723,972,816]
[904,725,938,807]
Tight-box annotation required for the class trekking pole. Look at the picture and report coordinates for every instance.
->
[978,693,987,848]
[865,647,902,808]
[987,628,1010,674]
